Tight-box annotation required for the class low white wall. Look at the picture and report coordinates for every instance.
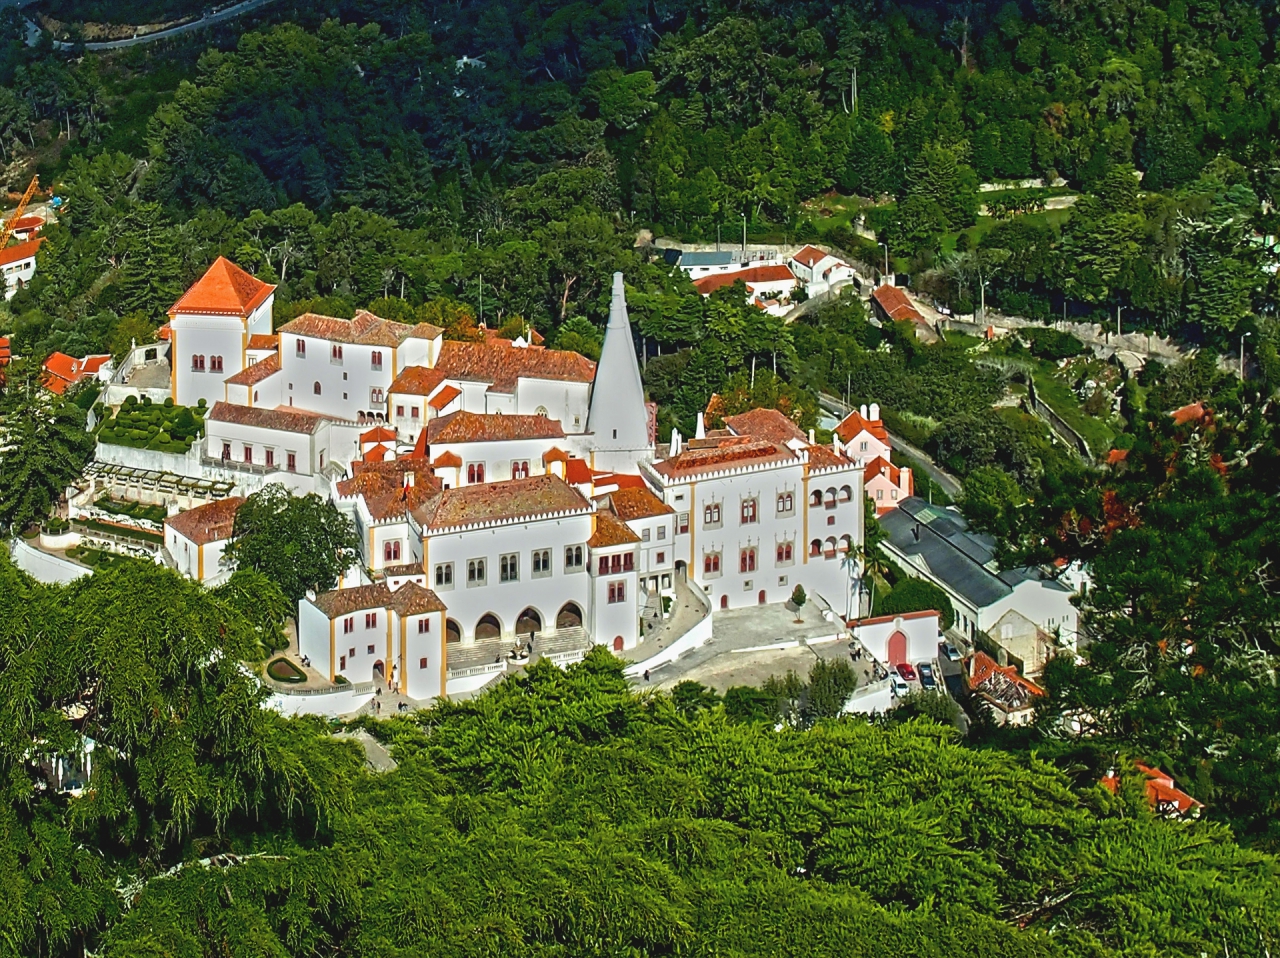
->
[9,539,90,584]
[623,614,713,677]
[265,682,375,718]
[96,442,204,479]
[39,531,81,551]
[842,679,896,716]
[446,664,508,697]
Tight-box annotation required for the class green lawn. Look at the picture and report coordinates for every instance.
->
[1027,360,1116,455]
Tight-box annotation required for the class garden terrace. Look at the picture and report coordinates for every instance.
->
[97,398,206,454]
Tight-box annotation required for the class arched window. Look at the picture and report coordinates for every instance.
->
[370,350,383,371]
[824,536,838,558]
[810,539,823,557]
[703,552,720,574]
[810,490,823,507]
[535,405,549,417]
[384,541,401,562]
[740,498,757,524]
[313,381,322,395]
[740,548,756,573]
[210,356,223,373]
[839,485,854,502]
[467,463,485,484]
[191,354,205,372]
[371,387,384,404]
[776,542,792,564]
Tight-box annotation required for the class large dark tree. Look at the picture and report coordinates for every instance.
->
[224,483,361,603]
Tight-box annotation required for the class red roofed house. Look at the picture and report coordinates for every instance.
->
[42,351,112,395]
[9,215,43,242]
[0,336,10,380]
[834,403,891,462]
[596,485,677,599]
[425,410,567,486]
[865,456,913,513]
[871,284,936,339]
[1101,762,1203,819]
[169,257,277,408]
[164,496,245,584]
[788,245,857,297]
[966,651,1045,726]
[693,264,798,315]
[0,237,44,299]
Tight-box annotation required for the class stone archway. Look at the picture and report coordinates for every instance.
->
[557,602,583,629]
[475,613,502,641]
[446,619,462,644]
[516,607,542,637]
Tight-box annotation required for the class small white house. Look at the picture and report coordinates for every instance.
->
[164,496,245,583]
[851,610,940,668]
[0,237,43,299]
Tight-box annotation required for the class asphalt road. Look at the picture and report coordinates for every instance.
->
[19,0,279,50]
[819,394,963,499]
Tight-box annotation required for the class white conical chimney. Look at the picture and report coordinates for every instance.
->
[695,412,706,439]
[860,404,868,418]
[870,402,880,421]
[669,428,681,457]
[587,272,652,470]
[808,429,816,444]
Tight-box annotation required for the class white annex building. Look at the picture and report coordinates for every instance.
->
[155,262,867,703]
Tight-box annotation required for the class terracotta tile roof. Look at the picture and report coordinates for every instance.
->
[311,583,393,620]
[654,438,794,478]
[482,325,545,346]
[1106,448,1129,465]
[602,486,673,520]
[427,384,461,410]
[224,353,281,386]
[420,474,591,531]
[968,651,1044,712]
[865,456,899,483]
[337,460,442,521]
[693,264,796,296]
[405,322,444,340]
[806,444,851,470]
[0,237,43,267]
[543,447,569,463]
[565,458,594,485]
[0,336,9,364]
[792,244,830,268]
[384,561,424,577]
[362,443,393,462]
[432,451,462,468]
[247,334,279,351]
[724,408,806,446]
[1101,763,1203,817]
[156,323,172,341]
[206,400,326,435]
[426,410,565,444]
[871,285,926,324]
[277,309,415,348]
[165,496,245,546]
[10,215,43,231]
[434,340,596,392]
[389,365,447,396]
[855,609,939,627]
[360,425,397,444]
[835,409,889,443]
[588,510,642,547]
[170,257,275,317]
[43,351,110,393]
[389,580,448,617]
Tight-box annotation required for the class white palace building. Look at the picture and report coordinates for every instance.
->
[155,259,866,701]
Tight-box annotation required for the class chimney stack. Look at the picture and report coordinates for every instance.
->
[860,404,868,418]
[870,402,880,421]
[695,412,706,440]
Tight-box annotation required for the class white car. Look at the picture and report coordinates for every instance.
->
[889,675,910,697]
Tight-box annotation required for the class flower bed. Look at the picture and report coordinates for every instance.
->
[97,396,206,454]
[95,496,167,525]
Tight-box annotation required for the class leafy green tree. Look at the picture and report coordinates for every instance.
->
[670,680,720,716]
[878,577,956,631]
[0,366,95,532]
[959,466,1026,539]
[224,484,360,603]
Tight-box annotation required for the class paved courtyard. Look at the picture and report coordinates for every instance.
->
[634,599,871,694]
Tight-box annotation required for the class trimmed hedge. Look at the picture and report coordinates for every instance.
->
[267,658,307,684]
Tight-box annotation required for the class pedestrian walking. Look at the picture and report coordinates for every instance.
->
[643,669,650,682]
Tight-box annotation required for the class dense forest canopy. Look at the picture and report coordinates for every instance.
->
[2,552,1280,957]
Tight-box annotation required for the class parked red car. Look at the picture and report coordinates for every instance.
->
[895,663,917,681]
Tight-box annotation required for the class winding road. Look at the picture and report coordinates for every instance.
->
[12,0,279,51]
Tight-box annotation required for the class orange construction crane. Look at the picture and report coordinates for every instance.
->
[0,175,40,250]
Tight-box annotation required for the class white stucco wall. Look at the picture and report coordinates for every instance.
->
[172,315,245,408]
[425,512,594,642]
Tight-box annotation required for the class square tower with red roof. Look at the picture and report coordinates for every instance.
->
[168,257,276,408]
